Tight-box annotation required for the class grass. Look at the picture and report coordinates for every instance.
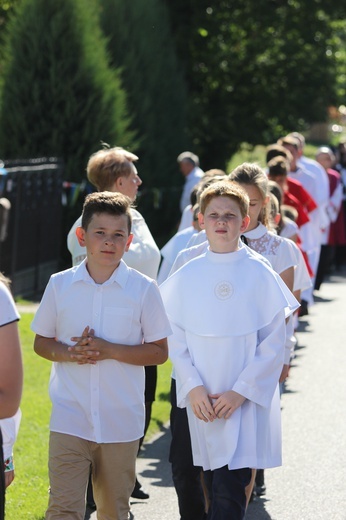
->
[227,143,267,171]
[5,312,172,520]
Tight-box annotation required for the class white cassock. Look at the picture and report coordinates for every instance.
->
[160,244,299,471]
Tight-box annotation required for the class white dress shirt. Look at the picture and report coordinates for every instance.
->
[180,167,204,213]
[31,260,172,443]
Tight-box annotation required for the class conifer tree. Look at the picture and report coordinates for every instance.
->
[99,0,189,189]
[0,0,134,182]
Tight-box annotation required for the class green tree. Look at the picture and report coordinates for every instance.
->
[329,19,346,106]
[166,0,339,169]
[98,0,189,189]
[0,0,134,182]
[96,0,190,239]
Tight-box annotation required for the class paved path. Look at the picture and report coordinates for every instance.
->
[31,268,345,520]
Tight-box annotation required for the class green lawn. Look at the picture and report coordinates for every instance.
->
[5,313,172,519]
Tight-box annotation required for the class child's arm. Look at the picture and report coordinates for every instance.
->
[231,309,286,408]
[166,322,216,422]
[279,266,294,293]
[210,309,286,419]
[0,321,23,419]
[34,326,98,364]
[68,332,168,366]
[1,409,21,488]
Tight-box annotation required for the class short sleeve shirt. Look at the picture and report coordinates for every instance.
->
[31,260,172,443]
[0,282,20,327]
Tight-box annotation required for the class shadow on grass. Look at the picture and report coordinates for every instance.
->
[157,390,170,402]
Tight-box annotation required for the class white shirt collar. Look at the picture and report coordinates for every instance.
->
[71,258,129,288]
[244,222,267,239]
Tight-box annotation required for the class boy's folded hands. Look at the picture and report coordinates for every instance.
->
[188,386,246,422]
[209,391,246,420]
[69,326,100,364]
[188,385,216,423]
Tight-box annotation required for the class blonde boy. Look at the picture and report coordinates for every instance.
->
[32,192,171,520]
[160,181,298,519]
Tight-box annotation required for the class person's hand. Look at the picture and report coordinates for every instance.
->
[209,390,246,419]
[78,335,113,361]
[5,469,14,488]
[69,326,98,364]
[279,364,290,383]
[188,386,216,423]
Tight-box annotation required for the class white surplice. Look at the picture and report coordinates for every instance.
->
[160,244,299,471]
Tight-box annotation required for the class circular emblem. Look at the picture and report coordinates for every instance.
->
[214,281,234,300]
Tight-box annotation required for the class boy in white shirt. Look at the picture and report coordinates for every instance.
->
[160,181,298,519]
[32,192,171,520]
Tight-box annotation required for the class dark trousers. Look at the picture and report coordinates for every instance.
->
[87,365,157,505]
[0,429,4,520]
[204,466,251,520]
[170,379,206,520]
[315,245,334,290]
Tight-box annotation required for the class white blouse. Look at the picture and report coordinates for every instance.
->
[244,223,297,274]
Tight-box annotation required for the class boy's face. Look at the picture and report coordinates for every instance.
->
[282,144,297,169]
[198,196,249,253]
[76,213,133,273]
[115,164,142,201]
[238,184,267,232]
[316,152,332,171]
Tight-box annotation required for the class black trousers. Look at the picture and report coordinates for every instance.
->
[204,466,251,520]
[169,379,206,520]
[314,244,334,290]
[0,429,4,520]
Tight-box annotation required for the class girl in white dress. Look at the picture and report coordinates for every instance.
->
[229,163,299,500]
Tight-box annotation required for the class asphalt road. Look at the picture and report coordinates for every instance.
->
[86,267,346,520]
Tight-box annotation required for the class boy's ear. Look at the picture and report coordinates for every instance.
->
[198,212,205,229]
[274,213,281,226]
[75,226,86,247]
[114,176,124,190]
[240,215,250,233]
[125,233,134,252]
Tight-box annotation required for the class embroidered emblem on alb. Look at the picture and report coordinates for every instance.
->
[214,281,234,300]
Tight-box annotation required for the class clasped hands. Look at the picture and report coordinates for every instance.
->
[188,385,246,422]
[68,326,109,364]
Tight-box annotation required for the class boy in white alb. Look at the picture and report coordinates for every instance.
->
[32,192,171,520]
[160,182,298,519]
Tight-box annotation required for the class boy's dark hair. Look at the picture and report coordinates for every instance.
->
[268,180,283,206]
[81,191,132,233]
[266,144,293,164]
[268,156,289,178]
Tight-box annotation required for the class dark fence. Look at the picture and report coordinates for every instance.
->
[0,158,63,297]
